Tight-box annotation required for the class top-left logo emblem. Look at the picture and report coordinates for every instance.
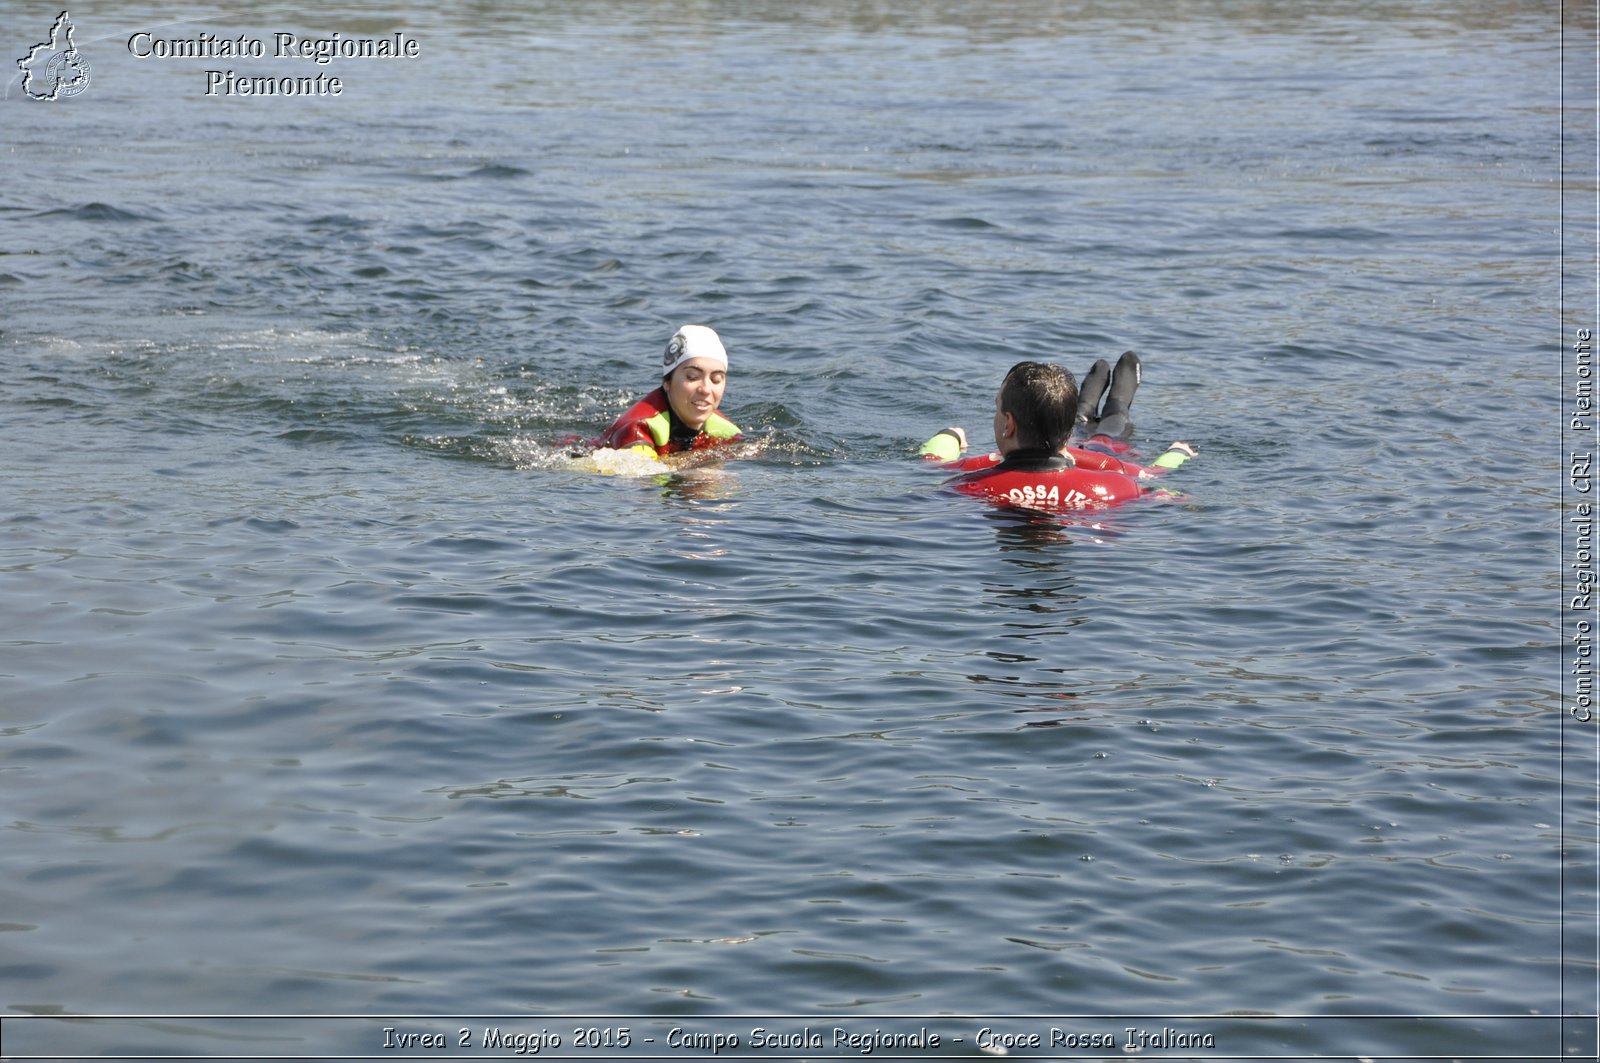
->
[17,11,91,100]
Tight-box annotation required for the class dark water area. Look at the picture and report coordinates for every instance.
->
[1,1,1594,1059]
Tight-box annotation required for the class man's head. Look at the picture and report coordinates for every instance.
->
[993,361,1078,455]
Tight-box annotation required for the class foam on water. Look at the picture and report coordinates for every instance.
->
[567,446,670,477]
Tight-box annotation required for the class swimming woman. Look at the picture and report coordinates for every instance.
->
[598,324,742,463]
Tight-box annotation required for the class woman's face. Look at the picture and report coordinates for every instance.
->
[665,359,727,430]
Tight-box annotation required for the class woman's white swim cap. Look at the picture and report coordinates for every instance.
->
[662,324,727,377]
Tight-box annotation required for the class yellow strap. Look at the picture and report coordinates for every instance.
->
[642,410,672,449]
[703,412,739,440]
[649,409,739,447]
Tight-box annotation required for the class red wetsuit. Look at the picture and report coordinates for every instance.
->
[942,448,1146,512]
[599,387,741,456]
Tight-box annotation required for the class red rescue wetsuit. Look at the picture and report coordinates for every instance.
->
[942,447,1146,512]
[919,428,1192,512]
[599,387,741,457]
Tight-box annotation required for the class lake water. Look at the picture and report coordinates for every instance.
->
[1,1,1594,1059]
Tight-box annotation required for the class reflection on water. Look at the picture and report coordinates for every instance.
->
[961,529,1094,727]
[652,464,752,507]
[982,505,1122,552]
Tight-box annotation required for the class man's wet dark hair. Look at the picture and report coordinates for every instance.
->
[999,361,1079,452]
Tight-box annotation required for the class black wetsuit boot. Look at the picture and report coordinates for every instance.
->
[1075,358,1110,435]
[1088,350,1141,441]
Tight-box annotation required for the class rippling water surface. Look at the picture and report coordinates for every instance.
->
[1,1,1591,1058]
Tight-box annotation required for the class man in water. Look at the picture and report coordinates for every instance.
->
[919,353,1195,511]
[599,324,743,461]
